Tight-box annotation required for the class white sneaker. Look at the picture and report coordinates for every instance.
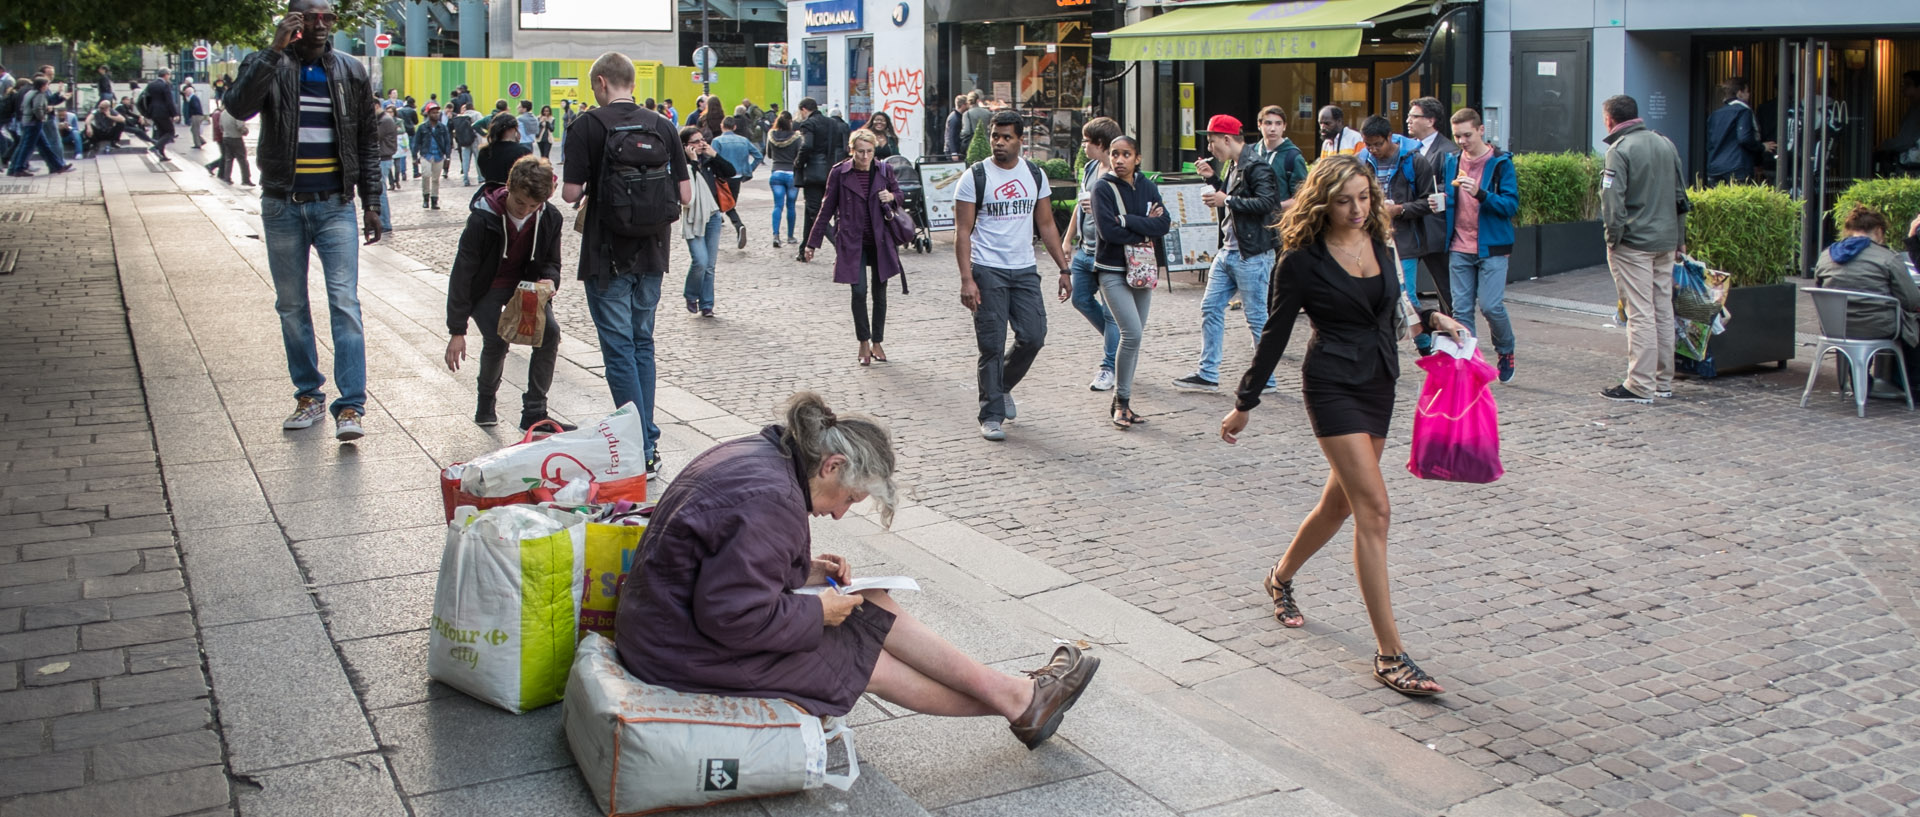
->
[282,396,326,430]
[1004,395,1017,421]
[334,408,366,442]
[1089,368,1116,392]
[1654,389,1674,399]
[980,421,1006,441]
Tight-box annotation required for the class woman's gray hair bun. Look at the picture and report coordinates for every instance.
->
[780,391,897,527]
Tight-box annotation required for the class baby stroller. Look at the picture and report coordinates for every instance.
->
[885,155,934,254]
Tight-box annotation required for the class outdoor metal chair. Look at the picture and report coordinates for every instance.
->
[1799,287,1914,417]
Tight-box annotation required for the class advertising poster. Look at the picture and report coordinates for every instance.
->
[919,161,967,232]
[1158,181,1218,272]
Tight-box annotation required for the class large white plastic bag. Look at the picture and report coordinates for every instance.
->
[430,504,588,713]
[564,633,858,816]
[458,402,648,498]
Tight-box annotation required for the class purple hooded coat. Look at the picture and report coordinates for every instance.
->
[805,159,906,285]
[614,426,895,716]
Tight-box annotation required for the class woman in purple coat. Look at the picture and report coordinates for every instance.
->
[615,392,1101,750]
[802,129,904,366]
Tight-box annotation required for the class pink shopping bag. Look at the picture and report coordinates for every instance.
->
[1407,342,1504,484]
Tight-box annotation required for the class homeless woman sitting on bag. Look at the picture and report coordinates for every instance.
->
[616,391,1100,749]
[444,154,573,432]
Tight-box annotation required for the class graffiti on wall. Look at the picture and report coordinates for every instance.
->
[874,66,923,139]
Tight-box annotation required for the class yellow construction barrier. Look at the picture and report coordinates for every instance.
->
[378,57,784,115]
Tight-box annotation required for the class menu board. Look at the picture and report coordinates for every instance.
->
[919,161,967,232]
[1158,181,1220,272]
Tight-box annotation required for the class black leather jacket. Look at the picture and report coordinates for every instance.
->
[1207,145,1281,257]
[225,46,382,212]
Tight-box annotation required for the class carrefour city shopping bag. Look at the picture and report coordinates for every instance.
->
[1407,336,1505,484]
[565,633,859,816]
[429,504,589,713]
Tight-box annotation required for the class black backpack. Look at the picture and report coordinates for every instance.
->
[593,106,680,239]
[450,114,474,147]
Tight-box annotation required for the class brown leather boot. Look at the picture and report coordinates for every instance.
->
[1008,645,1099,750]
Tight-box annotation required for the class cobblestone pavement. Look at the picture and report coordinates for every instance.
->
[383,178,1920,817]
[0,170,233,813]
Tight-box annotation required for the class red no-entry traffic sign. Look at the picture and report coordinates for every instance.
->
[192,45,210,61]
[374,33,392,50]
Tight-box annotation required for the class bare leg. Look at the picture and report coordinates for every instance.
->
[860,591,1034,719]
[1272,470,1354,583]
[1317,433,1441,693]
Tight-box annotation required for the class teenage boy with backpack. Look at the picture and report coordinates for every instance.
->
[562,51,692,477]
[1059,116,1122,392]
[445,154,573,432]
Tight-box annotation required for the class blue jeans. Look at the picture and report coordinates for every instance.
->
[260,195,366,417]
[1197,249,1277,386]
[1068,248,1119,372]
[393,154,408,181]
[7,123,67,174]
[769,170,797,237]
[457,146,475,184]
[584,273,664,460]
[683,211,724,311]
[973,264,1048,423]
[1448,252,1515,355]
[1399,258,1420,304]
[378,187,392,232]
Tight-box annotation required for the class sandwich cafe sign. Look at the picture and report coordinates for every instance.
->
[804,0,863,33]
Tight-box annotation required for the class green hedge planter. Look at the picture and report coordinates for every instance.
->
[1513,152,1607,278]
[1681,182,1802,375]
[1832,177,1920,255]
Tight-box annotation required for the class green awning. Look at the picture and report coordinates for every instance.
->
[1100,0,1414,62]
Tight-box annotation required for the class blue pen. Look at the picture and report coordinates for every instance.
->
[824,576,842,594]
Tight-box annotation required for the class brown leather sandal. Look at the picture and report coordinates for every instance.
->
[1264,567,1304,628]
[1374,653,1443,696]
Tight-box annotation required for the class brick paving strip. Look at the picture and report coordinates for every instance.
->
[0,168,232,813]
[0,154,1567,816]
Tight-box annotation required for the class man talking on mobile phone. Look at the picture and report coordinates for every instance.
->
[225,0,385,442]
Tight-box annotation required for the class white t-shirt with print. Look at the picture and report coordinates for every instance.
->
[955,158,1051,270]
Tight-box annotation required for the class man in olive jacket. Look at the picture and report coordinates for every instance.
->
[1598,94,1688,404]
[225,0,386,441]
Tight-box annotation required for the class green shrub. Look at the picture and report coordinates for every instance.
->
[1038,158,1074,181]
[965,122,990,165]
[1512,152,1601,226]
[1684,183,1801,287]
[1832,177,1920,254]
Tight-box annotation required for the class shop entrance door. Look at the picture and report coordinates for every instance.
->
[1511,33,1589,153]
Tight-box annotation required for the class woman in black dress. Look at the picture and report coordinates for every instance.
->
[1219,154,1468,697]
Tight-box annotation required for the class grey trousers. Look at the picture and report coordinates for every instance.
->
[972,263,1047,423]
[1098,273,1153,400]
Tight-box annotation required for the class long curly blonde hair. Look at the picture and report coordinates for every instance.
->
[1275,154,1392,250]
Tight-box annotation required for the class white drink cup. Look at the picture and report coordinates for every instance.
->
[1428,192,1446,212]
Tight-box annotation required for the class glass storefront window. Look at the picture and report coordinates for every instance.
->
[804,39,828,104]
[945,16,1100,162]
[848,36,874,130]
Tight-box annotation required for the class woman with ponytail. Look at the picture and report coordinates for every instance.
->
[616,392,1101,748]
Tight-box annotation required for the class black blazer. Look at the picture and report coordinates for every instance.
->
[1235,237,1434,411]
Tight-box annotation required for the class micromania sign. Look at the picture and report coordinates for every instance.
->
[804,0,864,32]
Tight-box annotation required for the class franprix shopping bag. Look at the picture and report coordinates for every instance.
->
[1407,336,1505,484]
[579,520,648,637]
[565,633,859,817]
[429,504,589,714]
[438,403,649,520]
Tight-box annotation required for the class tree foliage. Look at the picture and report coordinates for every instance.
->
[2,0,378,50]
[77,43,142,79]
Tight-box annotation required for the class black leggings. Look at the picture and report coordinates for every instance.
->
[851,245,887,343]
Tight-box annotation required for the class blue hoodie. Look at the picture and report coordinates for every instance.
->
[1828,235,1874,265]
[1440,147,1520,258]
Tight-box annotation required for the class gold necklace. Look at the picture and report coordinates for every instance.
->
[1332,236,1370,270]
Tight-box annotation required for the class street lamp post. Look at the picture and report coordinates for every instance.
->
[701,1,712,98]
